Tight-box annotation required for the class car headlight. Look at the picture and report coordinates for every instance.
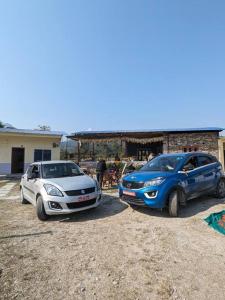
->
[144,177,165,187]
[44,184,64,197]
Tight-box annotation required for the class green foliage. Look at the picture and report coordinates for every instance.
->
[0,121,4,128]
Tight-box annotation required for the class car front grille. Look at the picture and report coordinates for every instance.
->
[65,187,95,196]
[122,180,144,189]
[121,195,146,206]
[67,198,96,209]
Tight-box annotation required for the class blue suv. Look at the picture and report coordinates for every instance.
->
[119,153,225,217]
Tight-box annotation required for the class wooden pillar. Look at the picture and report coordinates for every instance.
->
[77,141,80,163]
[124,141,127,157]
[167,135,170,153]
[92,142,95,160]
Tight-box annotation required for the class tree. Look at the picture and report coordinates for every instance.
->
[37,125,51,131]
[0,121,4,128]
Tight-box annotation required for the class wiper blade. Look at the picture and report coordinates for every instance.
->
[71,173,84,176]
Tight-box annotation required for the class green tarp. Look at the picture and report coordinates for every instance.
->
[205,210,225,235]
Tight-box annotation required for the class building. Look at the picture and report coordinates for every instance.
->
[0,128,63,174]
[69,127,223,161]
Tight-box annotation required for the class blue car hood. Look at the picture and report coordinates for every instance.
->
[123,171,173,182]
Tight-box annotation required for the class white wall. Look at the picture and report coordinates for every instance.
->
[0,134,61,174]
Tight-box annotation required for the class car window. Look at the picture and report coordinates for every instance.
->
[198,156,213,167]
[32,165,40,177]
[27,165,40,178]
[141,155,184,172]
[183,156,198,171]
[42,163,84,179]
[27,166,33,177]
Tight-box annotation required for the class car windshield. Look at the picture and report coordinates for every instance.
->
[141,155,184,172]
[42,163,84,179]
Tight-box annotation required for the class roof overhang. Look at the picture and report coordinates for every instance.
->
[0,128,64,138]
[68,127,223,142]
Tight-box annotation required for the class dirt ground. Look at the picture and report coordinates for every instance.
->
[0,181,225,300]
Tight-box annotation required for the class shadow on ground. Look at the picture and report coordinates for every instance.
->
[0,231,53,240]
[131,196,225,218]
[48,194,128,222]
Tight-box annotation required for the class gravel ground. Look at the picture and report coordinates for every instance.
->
[0,181,225,300]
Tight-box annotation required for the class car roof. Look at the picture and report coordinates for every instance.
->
[31,160,75,165]
[157,152,214,158]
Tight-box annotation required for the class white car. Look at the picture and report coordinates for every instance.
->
[20,161,101,221]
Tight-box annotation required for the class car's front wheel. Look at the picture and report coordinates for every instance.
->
[168,190,179,217]
[36,196,49,221]
[215,179,225,199]
[20,187,29,204]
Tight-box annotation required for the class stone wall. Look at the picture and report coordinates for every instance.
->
[163,132,219,157]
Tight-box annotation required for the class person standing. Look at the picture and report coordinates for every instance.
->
[148,152,155,161]
[96,159,107,188]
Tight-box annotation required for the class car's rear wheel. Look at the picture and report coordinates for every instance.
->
[168,190,179,217]
[36,196,49,221]
[20,187,29,204]
[215,179,225,199]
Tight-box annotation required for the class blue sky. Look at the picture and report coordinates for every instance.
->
[0,0,225,134]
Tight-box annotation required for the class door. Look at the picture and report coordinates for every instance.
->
[197,155,217,192]
[180,156,202,198]
[11,148,25,174]
[23,164,40,204]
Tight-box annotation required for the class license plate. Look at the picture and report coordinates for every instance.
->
[123,190,136,197]
[77,195,90,202]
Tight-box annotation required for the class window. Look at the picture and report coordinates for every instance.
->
[183,156,198,171]
[27,165,33,177]
[27,165,40,178]
[42,163,83,179]
[198,156,213,167]
[182,146,199,152]
[141,155,184,172]
[34,150,51,162]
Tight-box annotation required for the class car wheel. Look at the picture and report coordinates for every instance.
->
[168,190,179,217]
[36,196,49,221]
[216,179,225,199]
[20,187,29,204]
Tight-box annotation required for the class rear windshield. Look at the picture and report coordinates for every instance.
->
[42,163,84,179]
[141,155,184,172]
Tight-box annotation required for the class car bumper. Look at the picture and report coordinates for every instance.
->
[119,186,167,209]
[43,191,102,215]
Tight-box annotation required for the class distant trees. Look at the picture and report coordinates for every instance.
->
[0,121,4,128]
[37,125,51,131]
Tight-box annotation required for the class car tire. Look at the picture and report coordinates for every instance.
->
[215,179,225,199]
[36,196,49,221]
[20,187,29,204]
[168,190,179,217]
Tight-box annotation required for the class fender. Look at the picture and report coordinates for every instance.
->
[164,184,187,207]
